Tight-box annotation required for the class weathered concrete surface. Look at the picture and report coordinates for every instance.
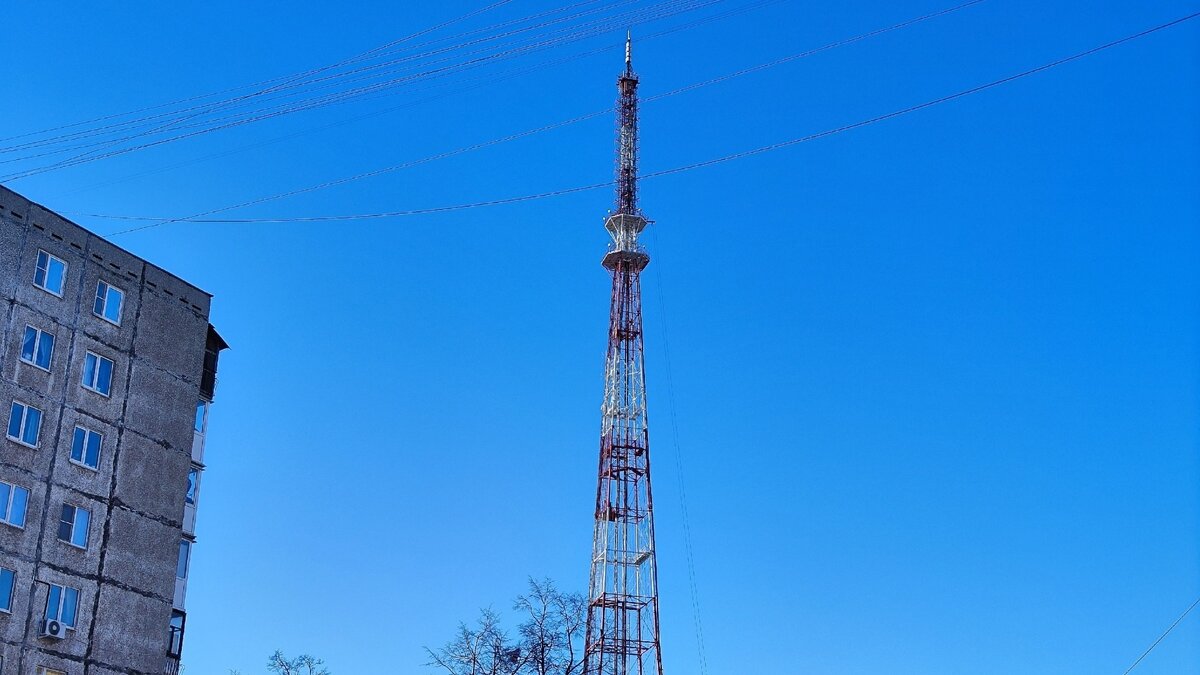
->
[0,184,219,674]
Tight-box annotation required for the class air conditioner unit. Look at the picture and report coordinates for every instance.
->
[40,618,67,639]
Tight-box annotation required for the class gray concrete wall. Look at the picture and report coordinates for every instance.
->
[0,185,214,675]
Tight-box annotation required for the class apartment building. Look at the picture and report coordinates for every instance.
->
[0,185,225,675]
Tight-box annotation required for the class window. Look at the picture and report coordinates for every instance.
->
[20,325,55,370]
[168,610,186,657]
[0,566,14,612]
[38,669,68,675]
[186,468,198,505]
[57,504,90,549]
[177,540,191,579]
[45,583,79,628]
[7,401,43,447]
[70,426,102,470]
[81,352,114,396]
[0,481,30,528]
[195,400,207,433]
[33,250,67,296]
[93,280,124,325]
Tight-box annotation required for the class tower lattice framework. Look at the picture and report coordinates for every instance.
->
[582,35,665,675]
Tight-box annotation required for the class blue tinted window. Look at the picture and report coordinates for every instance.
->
[57,504,89,548]
[83,353,115,396]
[21,327,36,362]
[71,427,85,462]
[0,482,9,522]
[0,567,13,612]
[34,251,66,295]
[6,402,21,440]
[195,400,207,433]
[62,586,78,626]
[74,508,90,548]
[21,327,54,370]
[176,540,190,579]
[97,357,113,395]
[83,353,96,386]
[37,332,55,369]
[34,252,48,288]
[47,258,66,294]
[57,505,73,542]
[22,406,41,446]
[86,431,102,467]
[186,469,198,504]
[8,402,41,446]
[10,486,27,527]
[45,585,60,620]
[71,427,102,469]
[94,281,124,325]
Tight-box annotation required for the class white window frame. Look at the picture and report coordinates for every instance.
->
[0,480,30,529]
[33,250,67,297]
[58,504,90,549]
[177,539,191,580]
[195,400,208,434]
[93,280,124,326]
[70,425,103,471]
[20,324,56,371]
[44,583,79,629]
[81,351,115,397]
[0,565,15,613]
[7,400,43,448]
[186,467,200,505]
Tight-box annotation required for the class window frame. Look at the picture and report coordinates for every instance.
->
[168,609,187,658]
[44,583,80,629]
[7,400,44,448]
[177,539,191,580]
[0,566,14,614]
[57,503,91,549]
[0,480,30,529]
[20,324,56,372]
[69,425,103,471]
[81,351,115,397]
[186,467,199,505]
[93,279,125,326]
[33,250,67,297]
[195,400,208,434]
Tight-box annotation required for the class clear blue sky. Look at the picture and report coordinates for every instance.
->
[3,1,1198,673]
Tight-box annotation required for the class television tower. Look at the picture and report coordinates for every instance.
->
[582,33,665,675]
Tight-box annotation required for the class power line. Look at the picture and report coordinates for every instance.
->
[0,0,723,181]
[1121,595,1200,674]
[57,0,783,197]
[0,0,520,146]
[0,0,520,151]
[78,0,985,232]
[648,224,710,675]
[85,10,1200,235]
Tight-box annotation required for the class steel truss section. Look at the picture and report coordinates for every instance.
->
[582,35,665,675]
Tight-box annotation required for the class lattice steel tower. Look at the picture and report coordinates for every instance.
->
[582,34,665,675]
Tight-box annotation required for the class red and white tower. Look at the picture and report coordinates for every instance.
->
[582,34,665,675]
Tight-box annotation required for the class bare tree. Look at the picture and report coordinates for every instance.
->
[427,579,586,675]
[267,651,330,675]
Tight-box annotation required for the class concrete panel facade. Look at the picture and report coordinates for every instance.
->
[0,185,223,675]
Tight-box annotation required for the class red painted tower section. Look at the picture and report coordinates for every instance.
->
[582,34,665,675]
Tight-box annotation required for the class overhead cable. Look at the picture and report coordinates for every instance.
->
[75,0,986,230]
[84,10,1200,234]
[1121,595,1200,674]
[0,0,722,181]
